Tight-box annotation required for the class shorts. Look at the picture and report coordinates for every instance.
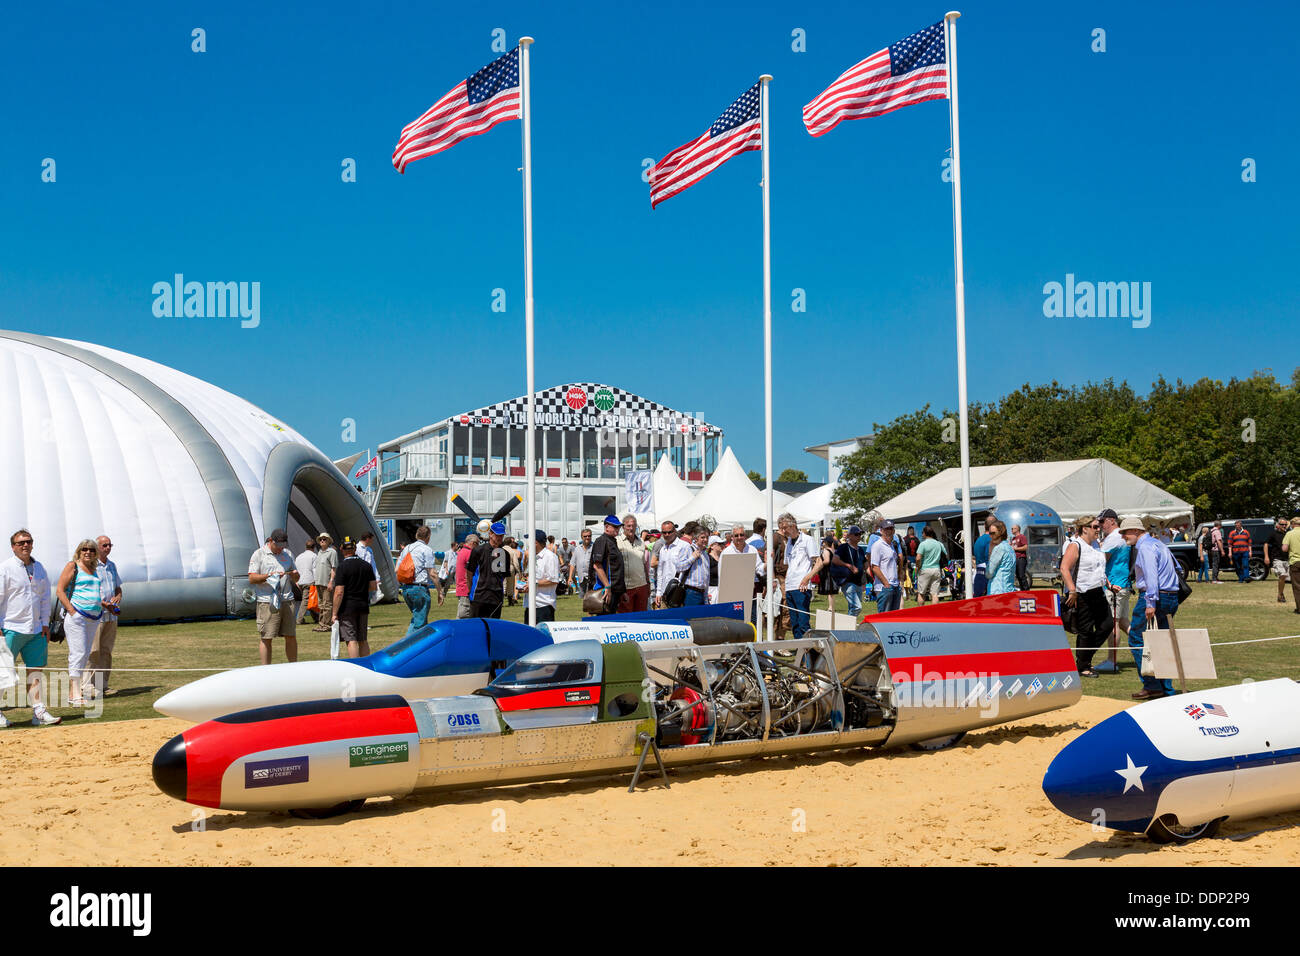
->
[4,630,47,668]
[256,602,297,639]
[916,568,941,599]
[456,596,473,619]
[1273,559,1290,581]
[1105,587,1131,626]
[338,608,369,644]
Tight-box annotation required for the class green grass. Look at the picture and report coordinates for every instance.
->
[5,579,1297,728]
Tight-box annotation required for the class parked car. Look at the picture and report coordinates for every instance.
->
[1168,519,1277,582]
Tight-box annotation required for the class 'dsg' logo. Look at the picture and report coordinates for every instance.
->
[449,713,482,727]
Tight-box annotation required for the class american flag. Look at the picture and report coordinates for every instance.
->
[649,82,762,208]
[392,47,521,174]
[803,22,948,137]
[1203,702,1229,718]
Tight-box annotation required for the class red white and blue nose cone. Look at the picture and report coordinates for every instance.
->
[1042,711,1170,834]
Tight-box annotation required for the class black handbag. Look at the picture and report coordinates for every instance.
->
[662,573,687,608]
[48,605,67,644]
[1058,587,1078,634]
[1177,574,1193,605]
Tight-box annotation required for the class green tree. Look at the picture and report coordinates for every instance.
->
[777,468,808,482]
[830,373,1300,520]
[747,469,763,483]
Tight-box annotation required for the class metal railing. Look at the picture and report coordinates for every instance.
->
[379,452,449,485]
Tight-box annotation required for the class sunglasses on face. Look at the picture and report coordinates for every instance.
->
[80,548,97,554]
[13,540,33,547]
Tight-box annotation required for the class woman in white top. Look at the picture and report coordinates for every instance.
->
[1060,515,1113,677]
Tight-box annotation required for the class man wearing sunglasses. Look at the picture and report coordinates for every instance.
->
[0,529,62,725]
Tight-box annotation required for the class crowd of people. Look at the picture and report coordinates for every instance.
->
[7,507,1298,722]
[380,513,968,645]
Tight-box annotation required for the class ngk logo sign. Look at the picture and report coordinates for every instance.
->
[565,386,588,410]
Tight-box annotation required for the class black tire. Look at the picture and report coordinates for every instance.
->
[1146,813,1222,844]
[1250,557,1268,582]
[910,731,967,751]
[289,798,367,820]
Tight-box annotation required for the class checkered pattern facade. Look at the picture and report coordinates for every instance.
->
[453,383,722,435]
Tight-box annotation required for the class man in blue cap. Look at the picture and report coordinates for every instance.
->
[830,525,868,617]
[589,516,625,615]
[465,521,510,619]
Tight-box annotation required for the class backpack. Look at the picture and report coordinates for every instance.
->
[396,546,417,586]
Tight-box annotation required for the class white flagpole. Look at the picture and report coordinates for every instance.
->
[944,12,973,599]
[760,74,774,641]
[520,37,537,626]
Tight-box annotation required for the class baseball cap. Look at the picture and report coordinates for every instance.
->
[604,515,622,527]
[708,534,724,545]
[1098,508,1119,522]
[534,529,547,544]
[848,525,863,536]
[489,521,506,536]
[880,519,895,530]
[269,528,289,543]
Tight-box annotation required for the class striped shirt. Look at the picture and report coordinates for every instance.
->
[70,567,103,615]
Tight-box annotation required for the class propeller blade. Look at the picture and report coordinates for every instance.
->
[449,494,480,522]
[492,494,524,522]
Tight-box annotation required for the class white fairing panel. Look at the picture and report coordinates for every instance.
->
[1127,678,1300,762]
[154,660,491,723]
[0,338,222,582]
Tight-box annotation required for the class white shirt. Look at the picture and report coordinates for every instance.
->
[248,547,295,603]
[721,542,765,580]
[783,533,820,591]
[0,555,52,634]
[1069,539,1107,591]
[357,542,378,581]
[295,549,317,587]
[870,539,899,589]
[654,538,694,598]
[398,541,437,586]
[532,547,561,608]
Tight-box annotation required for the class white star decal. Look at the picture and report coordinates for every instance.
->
[1115,754,1148,793]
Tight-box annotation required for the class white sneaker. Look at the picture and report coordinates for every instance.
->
[32,707,62,726]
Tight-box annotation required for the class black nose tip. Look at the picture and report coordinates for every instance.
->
[152,733,188,802]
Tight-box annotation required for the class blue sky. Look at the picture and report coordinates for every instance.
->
[3,0,1295,480]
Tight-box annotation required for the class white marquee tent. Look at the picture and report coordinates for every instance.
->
[584,454,697,533]
[787,481,848,525]
[659,447,791,529]
[873,459,1193,525]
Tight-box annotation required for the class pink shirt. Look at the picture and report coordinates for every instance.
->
[455,548,472,597]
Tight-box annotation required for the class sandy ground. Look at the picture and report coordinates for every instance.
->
[4,695,1298,866]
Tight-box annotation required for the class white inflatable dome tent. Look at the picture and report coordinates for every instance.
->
[0,331,396,621]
